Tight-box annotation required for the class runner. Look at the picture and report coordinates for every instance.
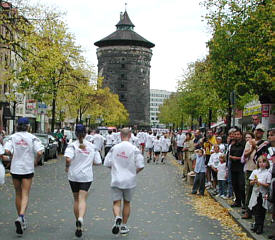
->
[145,131,154,163]
[4,117,44,236]
[160,133,171,164]
[137,129,146,155]
[105,129,114,157]
[64,124,102,238]
[104,128,144,235]
[153,135,162,164]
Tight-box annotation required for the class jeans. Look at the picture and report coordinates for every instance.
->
[218,180,226,196]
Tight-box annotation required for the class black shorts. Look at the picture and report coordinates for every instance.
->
[69,181,92,193]
[177,147,183,153]
[11,173,34,180]
[205,155,211,165]
[154,152,160,155]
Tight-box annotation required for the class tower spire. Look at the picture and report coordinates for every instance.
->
[125,2,127,12]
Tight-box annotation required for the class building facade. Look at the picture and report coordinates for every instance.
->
[94,11,155,126]
[150,89,172,127]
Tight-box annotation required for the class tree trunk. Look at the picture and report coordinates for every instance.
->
[226,97,232,133]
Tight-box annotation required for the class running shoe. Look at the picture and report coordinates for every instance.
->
[75,219,83,238]
[120,225,130,234]
[112,216,122,235]
[15,217,23,235]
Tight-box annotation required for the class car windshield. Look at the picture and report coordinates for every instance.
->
[35,135,48,145]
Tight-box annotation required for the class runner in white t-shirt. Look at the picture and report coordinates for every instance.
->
[64,124,101,238]
[153,135,162,164]
[105,130,114,158]
[145,131,154,163]
[104,128,144,235]
[137,130,146,155]
[4,117,44,236]
[160,134,171,164]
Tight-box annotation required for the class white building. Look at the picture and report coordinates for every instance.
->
[150,89,172,127]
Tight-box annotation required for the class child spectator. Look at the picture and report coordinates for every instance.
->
[249,155,271,235]
[192,149,206,196]
[208,145,222,194]
[217,154,227,198]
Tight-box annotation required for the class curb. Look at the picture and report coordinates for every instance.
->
[207,190,266,240]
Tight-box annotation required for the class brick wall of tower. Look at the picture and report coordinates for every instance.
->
[96,46,152,126]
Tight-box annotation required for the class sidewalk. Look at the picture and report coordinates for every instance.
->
[207,189,273,240]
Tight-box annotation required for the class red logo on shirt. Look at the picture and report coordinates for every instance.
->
[117,151,128,159]
[15,139,28,147]
[78,148,90,155]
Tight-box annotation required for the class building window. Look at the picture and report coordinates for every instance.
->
[121,64,125,69]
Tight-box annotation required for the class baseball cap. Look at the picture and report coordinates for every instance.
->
[18,117,29,125]
[255,124,265,132]
[75,124,85,133]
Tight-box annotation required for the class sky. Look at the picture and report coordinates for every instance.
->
[33,0,211,92]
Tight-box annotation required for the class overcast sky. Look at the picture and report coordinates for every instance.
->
[36,0,210,92]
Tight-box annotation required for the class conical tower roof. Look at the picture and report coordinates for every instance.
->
[94,11,155,48]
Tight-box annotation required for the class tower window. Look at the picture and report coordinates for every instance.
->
[121,83,125,89]
[120,94,126,101]
[121,64,125,69]
[121,74,126,80]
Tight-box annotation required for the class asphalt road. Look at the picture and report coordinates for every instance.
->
[0,154,242,240]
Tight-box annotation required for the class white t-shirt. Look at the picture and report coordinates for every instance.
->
[0,144,4,155]
[208,152,222,168]
[161,138,171,152]
[137,131,146,144]
[105,134,114,147]
[145,134,154,148]
[153,139,162,152]
[129,134,139,148]
[176,134,186,147]
[211,144,225,153]
[93,134,105,151]
[104,141,144,189]
[85,134,95,143]
[217,162,227,180]
[4,132,44,174]
[113,132,121,145]
[64,139,101,182]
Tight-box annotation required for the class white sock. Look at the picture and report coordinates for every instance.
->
[78,217,83,224]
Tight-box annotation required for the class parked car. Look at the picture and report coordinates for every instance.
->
[34,134,58,165]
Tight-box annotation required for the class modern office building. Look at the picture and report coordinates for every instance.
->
[150,89,172,127]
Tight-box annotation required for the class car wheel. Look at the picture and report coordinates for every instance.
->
[39,154,45,166]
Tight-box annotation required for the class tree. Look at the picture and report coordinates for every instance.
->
[202,0,274,104]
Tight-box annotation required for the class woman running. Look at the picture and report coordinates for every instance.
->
[64,124,102,238]
[4,117,44,236]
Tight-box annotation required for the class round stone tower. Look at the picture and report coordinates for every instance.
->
[94,11,155,126]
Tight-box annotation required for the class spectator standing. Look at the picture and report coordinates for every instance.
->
[229,129,246,208]
[104,128,144,235]
[217,154,227,198]
[182,133,195,180]
[242,132,257,219]
[208,145,222,193]
[249,156,271,234]
[192,149,206,196]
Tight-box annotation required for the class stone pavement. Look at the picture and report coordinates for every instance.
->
[0,154,251,240]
